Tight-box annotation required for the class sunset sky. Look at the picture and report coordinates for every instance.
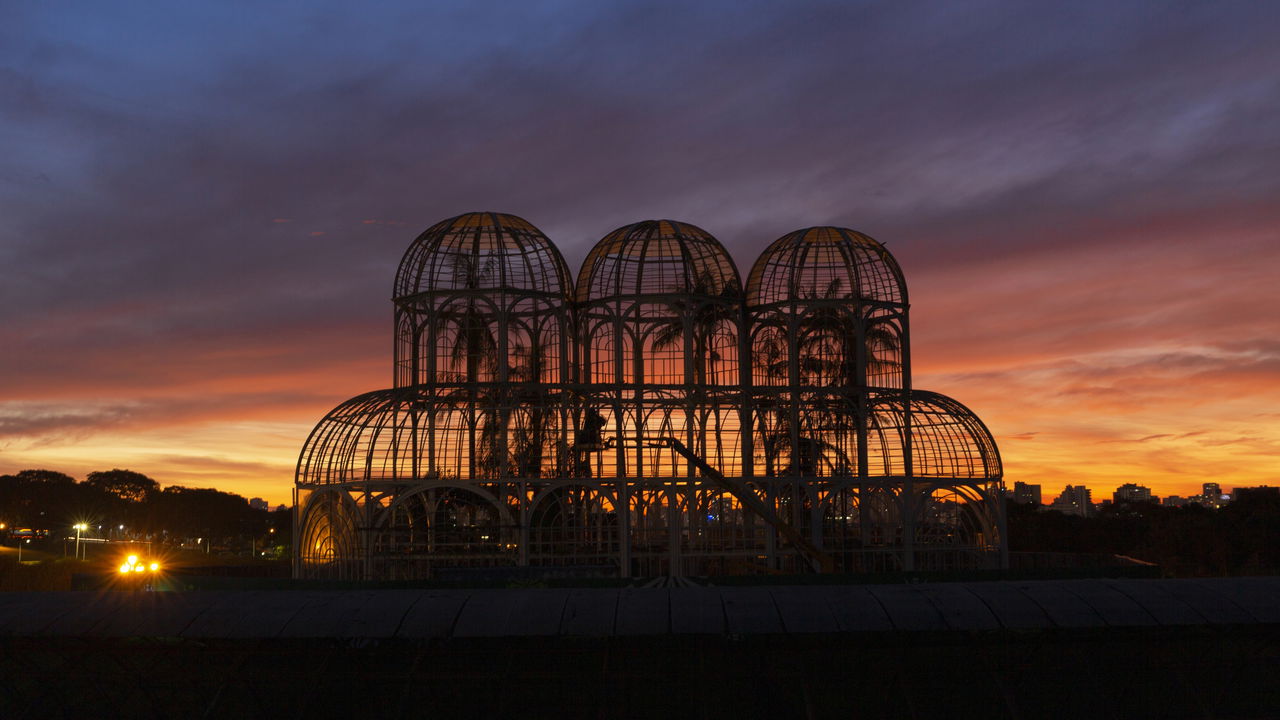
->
[3,2,1278,506]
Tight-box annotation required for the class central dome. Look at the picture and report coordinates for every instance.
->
[394,212,570,300]
[576,220,741,302]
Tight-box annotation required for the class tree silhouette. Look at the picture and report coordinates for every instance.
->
[795,277,901,386]
[85,469,158,503]
[650,271,741,469]
[650,271,741,387]
[508,334,554,478]
[436,253,501,382]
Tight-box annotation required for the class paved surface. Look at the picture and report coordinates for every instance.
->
[1,577,1276,639]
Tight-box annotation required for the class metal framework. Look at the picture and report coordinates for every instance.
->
[295,213,1005,580]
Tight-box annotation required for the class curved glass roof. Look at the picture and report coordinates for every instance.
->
[395,212,571,300]
[576,219,741,302]
[747,226,906,307]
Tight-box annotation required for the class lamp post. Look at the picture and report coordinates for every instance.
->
[74,523,87,560]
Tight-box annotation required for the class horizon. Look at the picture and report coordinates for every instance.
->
[3,2,1279,507]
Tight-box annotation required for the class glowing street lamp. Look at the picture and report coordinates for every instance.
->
[118,554,162,588]
[73,523,88,560]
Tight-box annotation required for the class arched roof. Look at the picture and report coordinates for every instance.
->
[576,220,742,302]
[867,391,1002,480]
[394,212,571,300]
[746,227,906,307]
[296,388,421,486]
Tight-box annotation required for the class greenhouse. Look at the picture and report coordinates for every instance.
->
[295,213,1004,580]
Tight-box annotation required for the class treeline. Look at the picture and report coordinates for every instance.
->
[1009,488,1280,577]
[0,468,287,541]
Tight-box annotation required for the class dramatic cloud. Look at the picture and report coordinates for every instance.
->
[3,1,1278,503]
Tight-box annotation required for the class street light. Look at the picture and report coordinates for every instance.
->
[118,554,162,590]
[74,523,88,560]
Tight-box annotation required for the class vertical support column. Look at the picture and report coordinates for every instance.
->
[614,305,633,577]
[739,306,754,478]
[996,486,1010,570]
[899,310,914,571]
[618,478,632,578]
[764,479,777,569]
[291,486,300,579]
[786,311,801,484]
[496,295,509,472]
[856,308,872,557]
[809,484,823,550]
[615,419,632,578]
[362,485,374,582]
[669,476,682,578]
[519,479,530,567]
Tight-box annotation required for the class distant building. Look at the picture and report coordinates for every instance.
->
[1232,486,1279,503]
[249,497,269,512]
[1193,494,1228,509]
[1011,482,1042,506]
[1190,482,1232,509]
[1050,485,1093,517]
[1113,483,1154,504]
[1163,495,1187,507]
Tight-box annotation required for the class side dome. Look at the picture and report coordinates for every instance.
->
[296,388,420,486]
[746,227,906,307]
[394,212,571,300]
[867,391,1002,480]
[297,387,570,485]
[576,219,741,302]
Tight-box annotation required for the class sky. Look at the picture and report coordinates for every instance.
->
[2,1,1278,506]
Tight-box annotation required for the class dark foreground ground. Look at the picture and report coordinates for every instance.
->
[2,577,1277,719]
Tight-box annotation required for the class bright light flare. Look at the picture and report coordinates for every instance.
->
[118,555,161,576]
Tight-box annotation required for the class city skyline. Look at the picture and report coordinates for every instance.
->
[3,2,1279,506]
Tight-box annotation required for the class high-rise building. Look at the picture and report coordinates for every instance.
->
[1196,482,1229,509]
[1011,482,1042,506]
[1113,483,1154,504]
[1050,485,1093,517]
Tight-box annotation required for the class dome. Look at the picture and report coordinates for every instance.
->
[576,220,742,302]
[394,212,571,300]
[298,386,570,486]
[296,388,421,486]
[867,391,1002,479]
[746,227,906,307]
